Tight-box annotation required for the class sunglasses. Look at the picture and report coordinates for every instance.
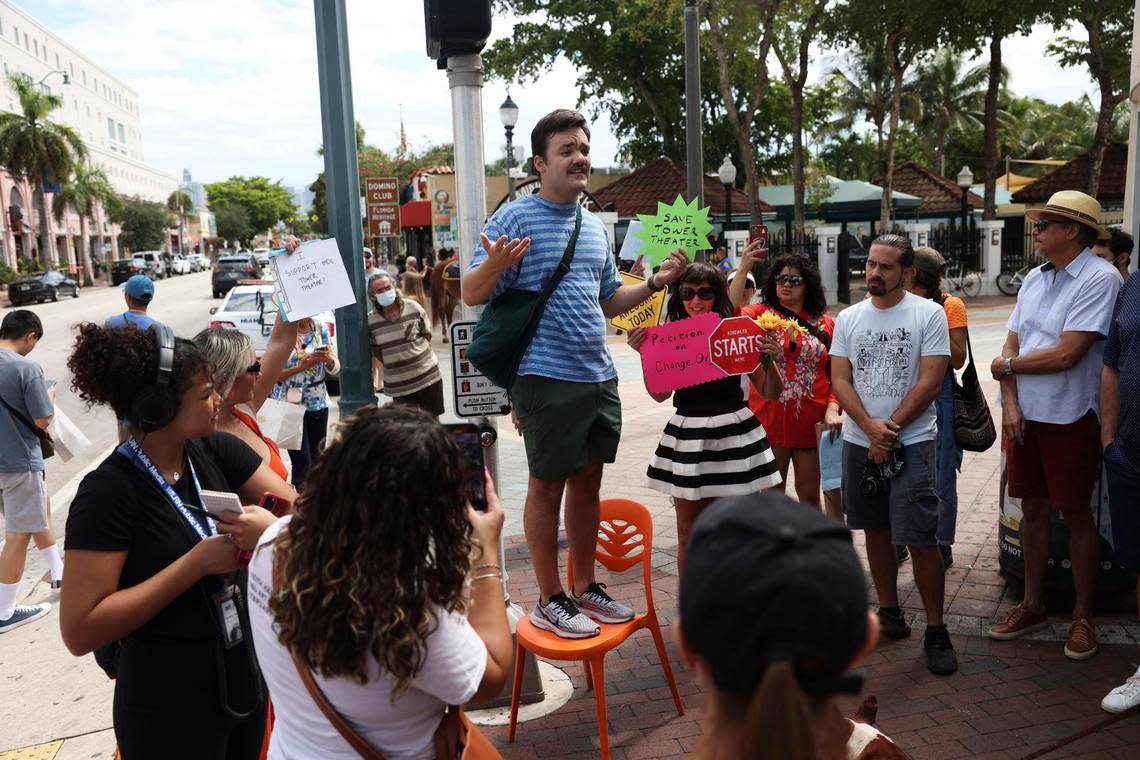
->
[775,274,805,286]
[1032,220,1061,233]
[679,286,716,301]
[245,361,262,374]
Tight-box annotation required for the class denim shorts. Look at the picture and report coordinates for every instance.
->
[842,439,940,546]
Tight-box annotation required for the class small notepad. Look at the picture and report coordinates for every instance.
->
[199,489,243,516]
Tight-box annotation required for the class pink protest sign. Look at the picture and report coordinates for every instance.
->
[640,312,725,394]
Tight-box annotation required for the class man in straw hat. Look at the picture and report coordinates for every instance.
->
[988,190,1124,660]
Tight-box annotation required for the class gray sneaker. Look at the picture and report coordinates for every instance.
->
[0,603,50,634]
[573,582,635,624]
[530,593,600,639]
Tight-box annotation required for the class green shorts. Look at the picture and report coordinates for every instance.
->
[512,375,622,481]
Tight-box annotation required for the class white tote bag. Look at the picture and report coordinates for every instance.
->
[252,399,305,451]
[47,406,92,462]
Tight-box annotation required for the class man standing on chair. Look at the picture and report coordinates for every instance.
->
[464,109,686,638]
[988,190,1123,660]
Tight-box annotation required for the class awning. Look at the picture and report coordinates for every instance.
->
[400,200,432,228]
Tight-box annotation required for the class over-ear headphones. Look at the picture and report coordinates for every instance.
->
[131,324,178,433]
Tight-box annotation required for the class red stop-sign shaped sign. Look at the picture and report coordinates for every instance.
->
[708,316,766,375]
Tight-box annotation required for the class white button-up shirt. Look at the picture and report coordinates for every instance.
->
[1006,248,1123,424]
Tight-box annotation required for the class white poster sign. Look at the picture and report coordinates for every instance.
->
[270,238,357,321]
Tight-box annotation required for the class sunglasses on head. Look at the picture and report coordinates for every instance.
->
[775,274,805,286]
[245,361,262,374]
[679,286,716,301]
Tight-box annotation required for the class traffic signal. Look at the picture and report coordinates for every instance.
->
[423,0,492,68]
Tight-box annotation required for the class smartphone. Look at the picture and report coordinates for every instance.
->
[444,423,487,510]
[749,224,769,256]
[258,492,292,518]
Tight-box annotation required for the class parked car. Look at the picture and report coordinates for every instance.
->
[110,258,151,285]
[170,254,192,275]
[211,254,260,298]
[132,251,168,279]
[251,247,272,272]
[187,253,209,272]
[8,270,80,306]
[208,281,336,362]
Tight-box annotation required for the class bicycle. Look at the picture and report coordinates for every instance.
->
[996,263,1035,296]
[943,258,982,298]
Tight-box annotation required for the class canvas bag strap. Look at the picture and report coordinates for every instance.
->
[291,649,387,760]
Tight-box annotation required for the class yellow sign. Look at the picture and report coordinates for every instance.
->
[610,272,666,331]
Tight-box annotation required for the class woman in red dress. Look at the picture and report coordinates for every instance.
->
[730,248,842,508]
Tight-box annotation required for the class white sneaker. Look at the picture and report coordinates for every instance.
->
[530,593,600,639]
[1101,670,1140,714]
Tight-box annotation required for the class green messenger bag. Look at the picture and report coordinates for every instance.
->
[467,206,581,390]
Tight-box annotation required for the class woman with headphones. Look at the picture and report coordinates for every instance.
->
[59,323,294,759]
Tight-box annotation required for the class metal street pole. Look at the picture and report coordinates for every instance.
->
[506,129,516,202]
[447,50,543,709]
[313,0,375,416]
[683,0,703,206]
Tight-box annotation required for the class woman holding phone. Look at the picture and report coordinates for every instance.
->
[59,323,294,759]
[272,318,338,488]
[248,405,512,758]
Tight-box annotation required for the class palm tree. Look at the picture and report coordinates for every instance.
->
[167,189,194,255]
[0,73,86,269]
[828,42,921,178]
[914,50,991,176]
[53,162,114,286]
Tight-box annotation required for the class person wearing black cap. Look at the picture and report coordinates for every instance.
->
[678,492,900,760]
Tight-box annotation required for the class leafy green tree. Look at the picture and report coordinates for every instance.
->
[203,176,295,233]
[53,162,114,286]
[485,0,688,163]
[1046,1,1133,195]
[167,189,194,255]
[118,197,173,253]
[913,49,991,176]
[772,0,830,231]
[214,204,253,247]
[308,174,327,236]
[0,73,86,267]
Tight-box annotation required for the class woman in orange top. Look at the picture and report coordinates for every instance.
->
[194,317,298,483]
[909,247,968,569]
[730,247,842,509]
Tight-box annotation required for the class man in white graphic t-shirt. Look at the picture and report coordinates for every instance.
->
[830,235,955,676]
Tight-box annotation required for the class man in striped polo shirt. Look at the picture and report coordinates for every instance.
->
[464,109,687,638]
[367,272,445,416]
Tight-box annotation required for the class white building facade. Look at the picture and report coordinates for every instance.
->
[0,1,178,269]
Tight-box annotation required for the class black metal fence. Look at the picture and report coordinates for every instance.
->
[767,229,818,263]
[928,223,982,271]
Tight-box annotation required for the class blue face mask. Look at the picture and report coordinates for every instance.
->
[375,289,397,307]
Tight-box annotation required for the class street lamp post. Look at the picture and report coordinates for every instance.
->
[957,165,974,264]
[35,70,70,89]
[718,155,737,243]
[499,93,519,202]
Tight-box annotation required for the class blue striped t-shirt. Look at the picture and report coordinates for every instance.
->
[470,194,621,383]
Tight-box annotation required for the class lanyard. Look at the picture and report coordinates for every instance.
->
[119,437,215,540]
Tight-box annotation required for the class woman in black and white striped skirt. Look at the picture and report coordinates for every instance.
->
[627,262,784,571]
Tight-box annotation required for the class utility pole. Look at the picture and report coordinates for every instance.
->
[683,0,703,206]
[313,0,375,415]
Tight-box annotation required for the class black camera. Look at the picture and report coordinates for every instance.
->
[860,446,906,497]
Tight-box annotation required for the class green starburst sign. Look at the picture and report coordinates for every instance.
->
[634,195,714,266]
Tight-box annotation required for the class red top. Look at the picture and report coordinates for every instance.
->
[740,303,837,449]
[231,407,289,482]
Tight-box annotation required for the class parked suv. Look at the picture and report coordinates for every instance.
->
[111,258,151,285]
[132,251,167,279]
[211,254,260,298]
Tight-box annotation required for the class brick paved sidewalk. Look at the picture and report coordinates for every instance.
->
[485,538,1140,760]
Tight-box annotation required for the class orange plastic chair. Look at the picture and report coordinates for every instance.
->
[508,498,684,760]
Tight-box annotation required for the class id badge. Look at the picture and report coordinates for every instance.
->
[212,586,244,649]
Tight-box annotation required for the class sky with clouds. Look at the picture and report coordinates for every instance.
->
[22,1,1106,193]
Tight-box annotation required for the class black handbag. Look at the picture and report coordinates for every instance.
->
[952,333,997,452]
[466,206,581,390]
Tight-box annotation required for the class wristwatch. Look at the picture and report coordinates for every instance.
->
[1004,356,1014,376]
[647,274,664,293]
